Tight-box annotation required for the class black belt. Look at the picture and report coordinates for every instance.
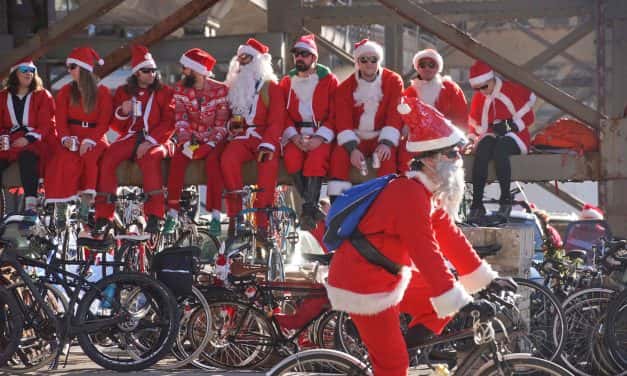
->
[68,119,97,128]
[295,121,320,128]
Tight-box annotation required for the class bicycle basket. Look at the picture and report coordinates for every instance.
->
[151,246,200,297]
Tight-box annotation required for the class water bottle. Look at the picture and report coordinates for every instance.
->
[215,253,228,282]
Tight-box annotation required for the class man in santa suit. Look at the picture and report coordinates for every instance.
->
[326,98,515,376]
[280,34,338,230]
[221,38,286,241]
[164,48,229,237]
[399,48,468,172]
[467,60,536,221]
[327,39,403,201]
[94,44,174,234]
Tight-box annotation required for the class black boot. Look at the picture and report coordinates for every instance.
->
[300,177,323,231]
[290,171,306,199]
[145,215,163,234]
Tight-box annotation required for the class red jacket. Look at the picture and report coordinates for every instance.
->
[172,79,230,146]
[404,75,468,130]
[55,84,112,145]
[335,68,403,147]
[0,88,55,151]
[469,77,536,154]
[326,173,497,318]
[110,84,175,145]
[280,64,338,143]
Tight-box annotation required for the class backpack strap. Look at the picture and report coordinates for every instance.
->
[259,80,271,108]
[349,230,403,275]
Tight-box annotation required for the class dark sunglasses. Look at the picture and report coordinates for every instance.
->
[358,56,379,64]
[139,68,157,74]
[66,63,78,70]
[17,66,36,74]
[292,50,312,58]
[440,148,461,159]
[418,61,437,69]
[473,84,489,91]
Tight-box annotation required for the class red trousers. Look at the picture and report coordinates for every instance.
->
[166,143,225,212]
[328,138,397,181]
[350,272,452,376]
[283,141,331,177]
[220,137,279,229]
[95,136,167,220]
[45,141,106,202]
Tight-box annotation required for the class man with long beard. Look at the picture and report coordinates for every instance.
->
[325,98,515,376]
[221,38,285,241]
[328,39,403,201]
[280,34,338,230]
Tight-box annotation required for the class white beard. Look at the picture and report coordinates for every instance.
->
[411,74,442,107]
[433,158,465,221]
[225,55,278,116]
[291,74,319,121]
[353,73,383,131]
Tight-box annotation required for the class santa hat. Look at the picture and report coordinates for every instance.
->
[292,34,318,56]
[66,46,104,72]
[469,60,494,87]
[130,44,156,73]
[180,48,216,76]
[413,49,443,73]
[10,57,37,74]
[397,96,467,153]
[580,203,604,220]
[237,38,270,59]
[353,38,383,61]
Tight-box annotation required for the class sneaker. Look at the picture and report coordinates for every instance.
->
[145,215,163,234]
[209,218,221,237]
[163,214,178,234]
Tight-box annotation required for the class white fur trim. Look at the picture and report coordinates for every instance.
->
[293,41,317,56]
[315,126,334,143]
[429,281,473,319]
[144,135,158,145]
[10,61,37,73]
[378,126,400,146]
[45,195,78,204]
[327,180,352,196]
[182,142,194,159]
[325,267,412,315]
[237,45,261,58]
[458,261,498,294]
[413,50,443,73]
[505,132,528,154]
[80,189,96,196]
[25,132,41,140]
[132,59,157,73]
[353,41,383,61]
[581,208,603,220]
[82,138,96,146]
[406,124,467,152]
[397,102,411,115]
[114,107,130,120]
[411,74,443,107]
[180,54,208,76]
[406,170,438,192]
[66,57,94,72]
[283,126,298,143]
[469,71,494,87]
[258,142,275,152]
[337,129,359,146]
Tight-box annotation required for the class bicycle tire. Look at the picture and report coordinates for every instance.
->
[476,353,574,375]
[75,272,178,372]
[605,288,627,371]
[268,348,373,376]
[0,285,23,366]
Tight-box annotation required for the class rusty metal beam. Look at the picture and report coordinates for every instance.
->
[96,0,220,78]
[0,0,124,79]
[377,0,605,128]
[305,28,354,66]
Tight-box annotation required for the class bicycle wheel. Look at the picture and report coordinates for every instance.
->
[314,310,340,349]
[476,353,574,375]
[191,228,220,263]
[605,288,627,371]
[75,272,178,372]
[268,348,373,375]
[0,285,22,366]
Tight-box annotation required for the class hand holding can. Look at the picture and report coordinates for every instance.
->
[132,98,142,117]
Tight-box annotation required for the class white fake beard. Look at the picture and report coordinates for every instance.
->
[433,158,465,221]
[225,55,278,116]
[412,74,442,106]
[353,73,383,131]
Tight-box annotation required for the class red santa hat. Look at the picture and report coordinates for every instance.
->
[413,48,443,73]
[580,203,604,220]
[10,57,37,74]
[397,96,467,153]
[66,46,104,72]
[237,38,270,58]
[130,44,156,73]
[180,48,216,76]
[353,38,383,61]
[468,60,494,87]
[292,34,318,56]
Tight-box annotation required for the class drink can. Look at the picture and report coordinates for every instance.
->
[69,136,79,152]
[372,153,381,169]
[132,99,142,117]
[0,135,10,151]
[359,160,368,176]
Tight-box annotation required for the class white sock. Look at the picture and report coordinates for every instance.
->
[167,209,178,218]
[212,210,221,221]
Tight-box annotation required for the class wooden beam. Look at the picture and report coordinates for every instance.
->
[0,0,124,79]
[305,28,354,66]
[377,0,606,128]
[96,0,220,78]
[536,182,585,210]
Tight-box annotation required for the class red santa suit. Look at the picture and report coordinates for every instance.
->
[327,68,403,196]
[469,77,535,154]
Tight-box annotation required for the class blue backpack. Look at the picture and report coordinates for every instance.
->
[323,174,402,274]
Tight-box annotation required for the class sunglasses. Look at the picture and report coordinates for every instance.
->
[292,50,312,58]
[418,61,437,69]
[473,84,489,91]
[17,66,36,74]
[139,68,157,74]
[358,56,379,64]
[66,63,78,70]
[237,53,252,61]
[440,148,461,159]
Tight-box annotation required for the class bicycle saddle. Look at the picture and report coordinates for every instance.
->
[230,260,268,278]
[77,234,114,250]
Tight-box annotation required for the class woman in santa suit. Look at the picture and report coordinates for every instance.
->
[0,58,55,219]
[45,46,112,229]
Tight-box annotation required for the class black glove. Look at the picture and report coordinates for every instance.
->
[487,276,518,293]
[460,299,497,321]
[492,120,511,136]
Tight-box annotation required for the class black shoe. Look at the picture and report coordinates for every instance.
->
[404,324,434,349]
[144,215,163,234]
[467,205,486,223]
[92,218,112,237]
[299,204,317,231]
[497,202,512,219]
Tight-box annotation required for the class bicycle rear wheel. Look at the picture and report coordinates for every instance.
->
[0,285,22,365]
[605,288,627,371]
[268,348,373,375]
[476,353,574,375]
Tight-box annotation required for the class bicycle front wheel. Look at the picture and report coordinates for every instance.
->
[0,285,23,365]
[268,348,373,376]
[476,353,574,375]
